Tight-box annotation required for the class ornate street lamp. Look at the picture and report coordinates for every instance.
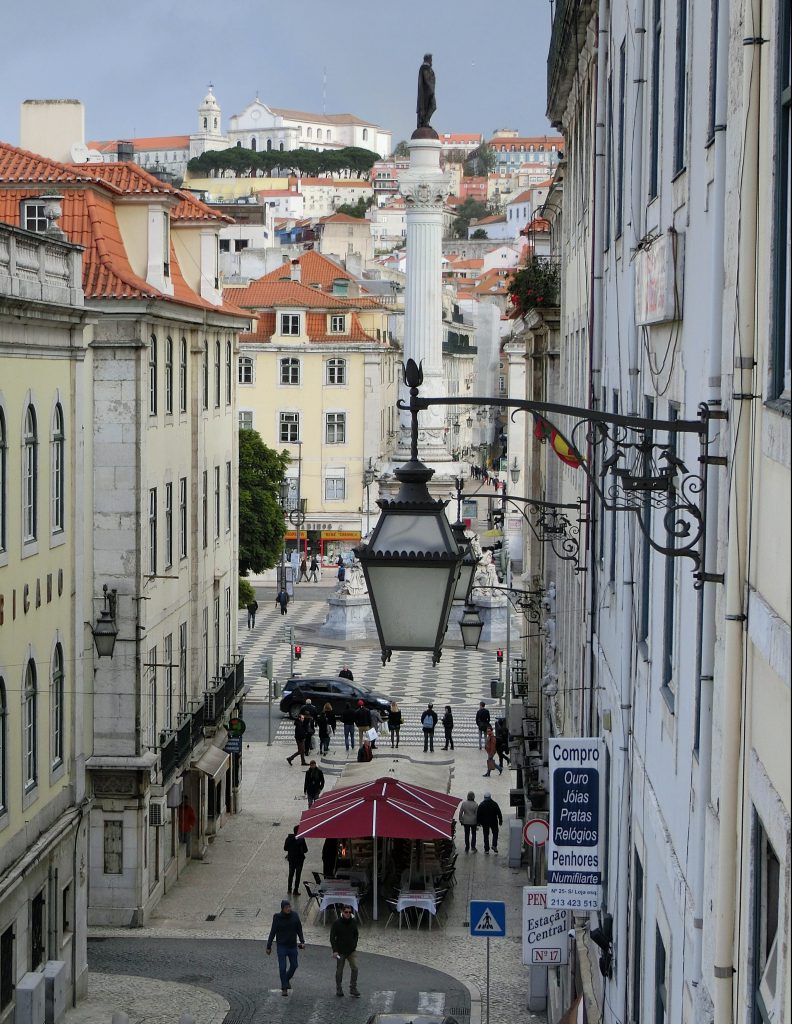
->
[510,458,521,485]
[466,413,474,429]
[92,585,118,658]
[459,602,484,648]
[453,418,461,435]
[355,360,462,665]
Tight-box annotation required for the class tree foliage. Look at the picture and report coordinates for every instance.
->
[393,140,410,158]
[238,429,290,574]
[508,255,561,315]
[465,141,496,176]
[450,198,490,239]
[187,145,380,180]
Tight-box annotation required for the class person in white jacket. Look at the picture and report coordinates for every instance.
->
[458,791,479,852]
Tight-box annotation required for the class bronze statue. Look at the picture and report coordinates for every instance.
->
[416,54,436,130]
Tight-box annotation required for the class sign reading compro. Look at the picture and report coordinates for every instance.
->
[521,887,570,965]
[547,737,604,910]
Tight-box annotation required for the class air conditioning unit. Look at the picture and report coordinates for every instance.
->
[149,796,167,827]
[205,689,221,720]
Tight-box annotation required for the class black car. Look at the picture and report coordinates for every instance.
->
[279,677,392,720]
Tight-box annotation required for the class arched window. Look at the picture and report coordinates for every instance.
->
[279,143,284,152]
[362,129,368,141]
[214,339,221,407]
[213,118,218,130]
[149,334,158,415]
[326,130,331,142]
[317,129,323,141]
[51,644,64,768]
[165,336,174,414]
[251,137,257,152]
[179,337,188,413]
[203,117,207,129]
[23,660,37,789]
[267,139,272,152]
[307,127,313,139]
[236,141,241,148]
[0,407,6,554]
[23,404,38,542]
[0,677,6,812]
[51,403,65,533]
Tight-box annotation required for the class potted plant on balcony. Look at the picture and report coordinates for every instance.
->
[508,255,560,316]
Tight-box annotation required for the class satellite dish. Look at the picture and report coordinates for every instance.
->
[70,142,89,163]
[86,149,104,163]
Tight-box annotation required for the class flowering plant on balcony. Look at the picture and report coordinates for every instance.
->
[508,255,560,316]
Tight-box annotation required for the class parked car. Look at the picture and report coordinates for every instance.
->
[279,677,393,720]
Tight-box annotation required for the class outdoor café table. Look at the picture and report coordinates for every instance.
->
[318,888,360,917]
[395,888,438,929]
[321,878,358,891]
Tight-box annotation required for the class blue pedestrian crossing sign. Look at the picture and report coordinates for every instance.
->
[469,900,506,937]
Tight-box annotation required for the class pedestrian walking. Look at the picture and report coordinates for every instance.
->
[357,739,373,762]
[266,899,305,996]
[330,905,361,997]
[495,718,511,770]
[458,792,479,852]
[315,708,331,755]
[299,697,317,722]
[178,797,197,857]
[322,702,337,744]
[286,715,309,766]
[298,557,309,583]
[483,724,501,776]
[322,837,338,879]
[339,665,354,681]
[476,792,503,854]
[283,826,308,893]
[247,599,259,629]
[337,562,346,587]
[441,705,455,750]
[475,701,491,749]
[309,555,320,582]
[354,700,372,747]
[303,761,325,808]
[387,701,402,748]
[341,702,356,752]
[421,703,438,752]
[276,589,290,615]
[369,706,382,749]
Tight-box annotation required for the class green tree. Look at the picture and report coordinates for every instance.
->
[238,429,290,574]
[335,196,374,218]
[465,140,496,177]
[393,140,410,158]
[470,228,488,239]
[450,198,490,239]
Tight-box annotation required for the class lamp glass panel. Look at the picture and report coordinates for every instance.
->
[453,559,476,602]
[373,511,455,555]
[366,563,456,649]
[460,615,483,648]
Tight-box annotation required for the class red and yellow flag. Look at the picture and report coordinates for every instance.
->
[532,414,585,469]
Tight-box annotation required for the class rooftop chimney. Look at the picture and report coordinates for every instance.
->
[290,259,301,283]
[117,141,134,163]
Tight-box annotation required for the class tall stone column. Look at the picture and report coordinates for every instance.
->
[397,138,452,465]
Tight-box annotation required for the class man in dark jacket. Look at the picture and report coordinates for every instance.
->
[266,898,305,996]
[303,761,325,808]
[330,906,360,997]
[286,715,309,766]
[475,701,491,750]
[339,665,354,681]
[354,700,372,747]
[284,826,308,894]
[421,703,438,752]
[476,792,504,854]
[341,702,356,752]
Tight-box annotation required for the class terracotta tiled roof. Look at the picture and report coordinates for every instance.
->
[232,278,354,310]
[0,141,118,188]
[87,135,190,152]
[439,133,482,144]
[318,213,367,224]
[448,258,484,270]
[473,214,507,225]
[508,190,534,204]
[246,251,359,292]
[240,309,377,344]
[270,108,378,128]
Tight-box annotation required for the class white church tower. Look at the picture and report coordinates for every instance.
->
[189,85,230,160]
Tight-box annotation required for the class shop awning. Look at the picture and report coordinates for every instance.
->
[191,745,229,780]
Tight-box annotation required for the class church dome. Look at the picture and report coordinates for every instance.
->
[201,86,219,111]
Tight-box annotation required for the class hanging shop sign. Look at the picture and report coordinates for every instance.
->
[522,887,570,965]
[547,737,604,910]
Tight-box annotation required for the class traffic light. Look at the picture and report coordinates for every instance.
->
[496,649,504,664]
[260,655,273,679]
[294,644,302,661]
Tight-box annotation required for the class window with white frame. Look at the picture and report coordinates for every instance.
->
[149,335,158,415]
[23,404,38,542]
[23,659,37,790]
[214,595,221,678]
[239,356,254,384]
[178,477,187,560]
[202,340,209,410]
[225,339,232,405]
[214,466,221,539]
[771,0,791,399]
[51,403,65,534]
[202,606,209,686]
[51,644,64,769]
[325,468,345,500]
[280,357,300,385]
[325,411,346,444]
[225,461,232,532]
[179,337,188,413]
[202,470,208,548]
[280,411,300,443]
[149,487,157,574]
[239,409,253,430]
[329,314,346,333]
[164,634,174,731]
[22,200,47,232]
[164,482,173,567]
[224,586,232,662]
[165,336,174,415]
[214,339,221,407]
[280,313,300,336]
[146,647,157,747]
[326,358,346,385]
[0,408,6,554]
[178,622,187,713]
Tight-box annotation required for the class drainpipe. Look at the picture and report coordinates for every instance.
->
[714,0,761,1017]
[691,0,728,1001]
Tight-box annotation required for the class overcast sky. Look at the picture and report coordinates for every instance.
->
[0,0,554,150]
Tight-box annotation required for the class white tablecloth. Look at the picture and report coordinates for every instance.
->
[396,891,438,915]
[319,889,359,913]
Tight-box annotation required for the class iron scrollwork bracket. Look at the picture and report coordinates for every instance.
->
[501,493,587,572]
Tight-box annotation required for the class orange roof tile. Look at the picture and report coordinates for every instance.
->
[319,213,367,224]
[245,250,359,292]
[88,135,190,152]
[0,141,119,188]
[232,278,354,310]
[240,309,378,344]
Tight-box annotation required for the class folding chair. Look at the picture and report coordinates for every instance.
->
[312,871,323,886]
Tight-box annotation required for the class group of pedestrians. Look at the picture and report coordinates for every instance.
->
[457,790,504,854]
[468,465,505,491]
[297,554,321,583]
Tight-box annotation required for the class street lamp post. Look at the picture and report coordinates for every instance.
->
[362,458,376,539]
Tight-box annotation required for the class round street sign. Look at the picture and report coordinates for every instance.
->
[523,818,549,847]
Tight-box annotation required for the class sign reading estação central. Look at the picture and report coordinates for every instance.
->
[521,887,570,965]
[547,737,604,910]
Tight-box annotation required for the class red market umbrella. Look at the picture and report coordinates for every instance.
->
[297,777,460,919]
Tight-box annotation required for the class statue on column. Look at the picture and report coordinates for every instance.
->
[416,54,436,131]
